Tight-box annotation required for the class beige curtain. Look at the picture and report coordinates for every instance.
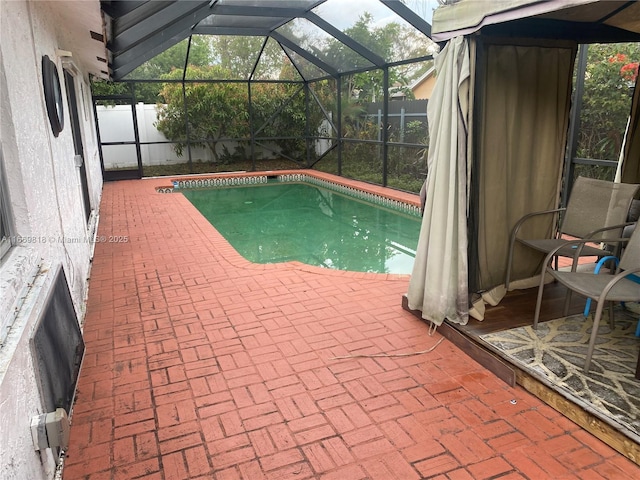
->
[407,36,470,326]
[472,41,576,310]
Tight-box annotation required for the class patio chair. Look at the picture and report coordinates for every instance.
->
[505,177,639,290]
[532,226,640,373]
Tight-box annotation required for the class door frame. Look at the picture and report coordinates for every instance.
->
[63,68,92,221]
[92,84,143,181]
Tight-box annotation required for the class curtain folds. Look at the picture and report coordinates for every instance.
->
[406,36,470,326]
[408,39,577,324]
[469,42,576,319]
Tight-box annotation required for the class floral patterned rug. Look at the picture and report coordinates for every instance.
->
[479,308,640,440]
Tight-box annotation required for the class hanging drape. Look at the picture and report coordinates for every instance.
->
[406,36,470,326]
[468,40,576,319]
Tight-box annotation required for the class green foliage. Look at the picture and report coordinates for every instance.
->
[219,143,254,164]
[386,145,427,193]
[90,17,430,192]
[341,142,383,185]
[209,36,266,78]
[572,164,617,183]
[156,66,249,162]
[91,80,129,97]
[343,114,379,141]
[142,158,301,177]
[155,67,318,164]
[578,43,639,162]
[251,83,308,159]
[129,37,212,80]
[337,14,393,101]
[91,80,170,105]
[333,14,431,103]
[92,37,214,103]
[90,80,130,106]
[404,120,429,144]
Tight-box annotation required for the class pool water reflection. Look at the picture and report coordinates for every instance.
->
[182,182,421,274]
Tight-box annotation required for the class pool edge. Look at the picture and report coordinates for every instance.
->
[155,170,422,217]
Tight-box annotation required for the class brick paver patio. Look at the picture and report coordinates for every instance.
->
[63,177,639,479]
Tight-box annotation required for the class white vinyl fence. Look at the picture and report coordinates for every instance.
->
[97,104,338,170]
[96,104,214,169]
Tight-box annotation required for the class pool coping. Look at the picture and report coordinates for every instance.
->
[154,169,422,217]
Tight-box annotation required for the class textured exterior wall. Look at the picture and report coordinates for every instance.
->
[0,1,103,478]
[412,74,436,100]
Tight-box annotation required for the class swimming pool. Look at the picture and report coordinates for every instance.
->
[179,177,421,274]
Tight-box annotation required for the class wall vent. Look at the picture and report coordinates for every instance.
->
[89,30,103,42]
[30,265,85,417]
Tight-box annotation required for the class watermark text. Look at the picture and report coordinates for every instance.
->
[11,235,129,244]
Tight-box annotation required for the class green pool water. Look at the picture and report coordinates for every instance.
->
[182,182,421,274]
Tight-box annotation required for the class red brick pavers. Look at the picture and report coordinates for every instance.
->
[64,177,639,479]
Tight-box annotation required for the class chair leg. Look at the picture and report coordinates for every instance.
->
[563,290,573,317]
[608,301,615,329]
[584,299,606,373]
[533,268,547,329]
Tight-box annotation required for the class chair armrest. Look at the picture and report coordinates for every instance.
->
[600,267,640,301]
[510,207,565,243]
[571,235,630,264]
[583,255,620,316]
[505,207,566,290]
[542,237,630,270]
[585,221,637,239]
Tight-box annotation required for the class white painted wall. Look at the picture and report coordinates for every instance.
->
[0,1,103,479]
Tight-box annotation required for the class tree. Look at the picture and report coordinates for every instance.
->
[200,35,304,81]
[209,36,265,79]
[324,14,433,103]
[91,36,213,103]
[155,66,315,164]
[155,65,249,163]
[578,43,640,163]
[306,14,434,142]
[131,36,212,80]
[90,79,130,103]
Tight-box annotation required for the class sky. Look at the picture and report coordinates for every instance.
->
[312,0,437,31]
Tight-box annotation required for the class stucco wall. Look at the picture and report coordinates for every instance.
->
[412,75,436,100]
[0,1,103,479]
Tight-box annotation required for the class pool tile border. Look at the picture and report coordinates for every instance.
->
[277,173,421,216]
[157,170,422,217]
